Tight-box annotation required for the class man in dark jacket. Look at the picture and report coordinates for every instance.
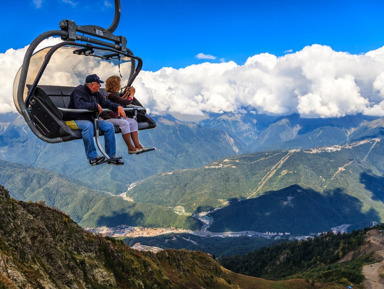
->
[68,74,126,165]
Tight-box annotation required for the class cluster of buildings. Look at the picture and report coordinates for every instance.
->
[85,225,191,238]
[85,223,354,240]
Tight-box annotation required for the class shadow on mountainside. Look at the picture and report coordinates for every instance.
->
[209,184,380,235]
[95,210,145,227]
[360,172,384,202]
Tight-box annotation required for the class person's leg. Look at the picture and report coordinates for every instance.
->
[98,120,116,158]
[131,131,143,149]
[126,118,154,154]
[126,118,142,149]
[122,133,136,151]
[105,118,136,151]
[74,120,98,160]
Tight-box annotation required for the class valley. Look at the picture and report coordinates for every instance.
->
[2,112,384,287]
[87,217,353,240]
[2,113,384,247]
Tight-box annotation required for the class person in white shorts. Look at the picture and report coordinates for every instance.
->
[101,76,151,154]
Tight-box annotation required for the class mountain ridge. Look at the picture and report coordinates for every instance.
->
[0,113,242,194]
[2,112,384,235]
[125,137,384,233]
[0,159,201,229]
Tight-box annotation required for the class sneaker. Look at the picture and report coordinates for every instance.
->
[89,156,105,166]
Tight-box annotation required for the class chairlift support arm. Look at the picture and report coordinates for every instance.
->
[59,0,126,51]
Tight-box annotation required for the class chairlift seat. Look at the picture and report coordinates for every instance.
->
[28,85,155,142]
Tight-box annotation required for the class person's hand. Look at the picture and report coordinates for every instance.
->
[123,86,135,100]
[128,87,135,100]
[117,106,126,118]
[122,89,129,99]
[97,104,103,114]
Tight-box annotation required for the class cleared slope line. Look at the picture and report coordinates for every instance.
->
[247,150,296,199]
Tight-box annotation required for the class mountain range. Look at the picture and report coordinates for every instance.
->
[125,136,384,234]
[0,112,379,193]
[1,112,384,235]
[0,113,241,194]
[199,112,379,151]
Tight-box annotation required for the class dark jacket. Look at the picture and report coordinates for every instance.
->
[106,92,133,106]
[66,85,120,121]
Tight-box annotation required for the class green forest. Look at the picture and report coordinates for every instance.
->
[220,228,372,286]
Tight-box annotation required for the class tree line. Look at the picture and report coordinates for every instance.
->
[219,229,369,285]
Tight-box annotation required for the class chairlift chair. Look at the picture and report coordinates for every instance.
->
[13,0,156,160]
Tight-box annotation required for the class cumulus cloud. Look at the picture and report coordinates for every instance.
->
[134,44,384,118]
[4,42,384,118]
[0,37,62,113]
[196,53,217,60]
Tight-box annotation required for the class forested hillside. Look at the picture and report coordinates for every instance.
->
[126,137,384,233]
[0,114,241,194]
[0,112,380,194]
[220,228,371,287]
[0,159,201,229]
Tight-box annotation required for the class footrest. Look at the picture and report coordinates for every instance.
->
[108,157,124,165]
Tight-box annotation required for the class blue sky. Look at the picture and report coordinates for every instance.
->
[2,0,384,71]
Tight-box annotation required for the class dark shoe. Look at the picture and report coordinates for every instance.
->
[108,158,124,165]
[89,156,105,166]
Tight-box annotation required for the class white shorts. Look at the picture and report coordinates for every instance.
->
[105,117,138,134]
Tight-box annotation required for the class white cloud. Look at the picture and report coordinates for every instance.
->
[103,0,113,8]
[62,0,78,7]
[33,0,43,8]
[0,47,30,113]
[135,44,384,118]
[0,37,62,113]
[4,42,384,118]
[196,53,217,60]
